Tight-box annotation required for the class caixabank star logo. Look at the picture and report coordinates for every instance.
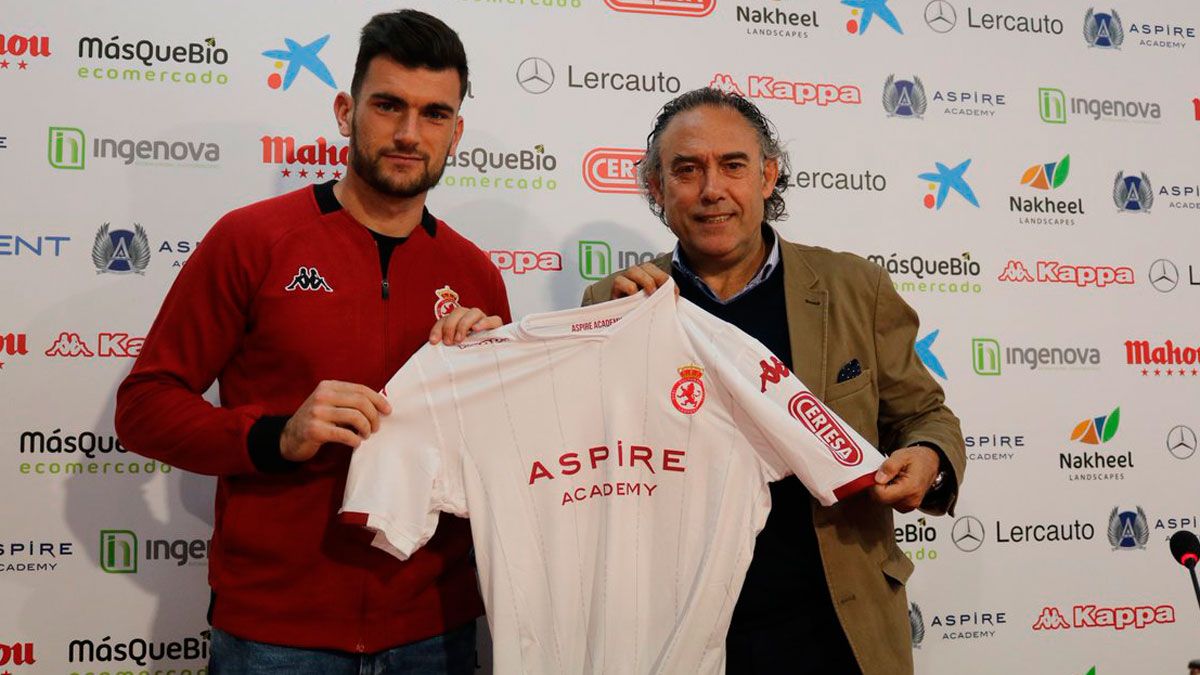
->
[261,35,335,91]
[842,0,903,35]
[917,159,979,210]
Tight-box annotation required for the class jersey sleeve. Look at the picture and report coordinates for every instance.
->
[677,300,884,506]
[340,345,464,561]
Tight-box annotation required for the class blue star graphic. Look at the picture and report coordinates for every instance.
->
[262,35,336,90]
[915,330,947,380]
[842,0,904,34]
[918,159,980,209]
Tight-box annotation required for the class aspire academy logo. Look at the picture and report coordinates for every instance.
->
[92,224,150,275]
[583,148,642,194]
[604,0,715,17]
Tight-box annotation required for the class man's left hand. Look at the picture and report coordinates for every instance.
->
[870,446,940,513]
[429,306,503,346]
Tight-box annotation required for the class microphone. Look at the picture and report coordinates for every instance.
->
[1171,530,1200,569]
[1169,530,1200,615]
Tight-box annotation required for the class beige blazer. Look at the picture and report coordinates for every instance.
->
[581,239,966,675]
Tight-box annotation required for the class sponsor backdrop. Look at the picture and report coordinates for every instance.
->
[1,0,1198,673]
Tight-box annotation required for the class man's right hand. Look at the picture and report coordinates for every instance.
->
[280,380,393,462]
[610,262,672,300]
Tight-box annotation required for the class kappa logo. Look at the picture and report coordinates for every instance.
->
[671,364,706,415]
[996,259,1134,287]
[92,223,150,275]
[788,392,863,466]
[1032,604,1175,631]
[604,0,715,18]
[758,356,791,393]
[1107,506,1148,550]
[709,73,862,107]
[285,267,332,293]
[43,332,143,358]
[434,286,460,319]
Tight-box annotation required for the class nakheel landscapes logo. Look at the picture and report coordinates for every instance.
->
[1060,407,1132,482]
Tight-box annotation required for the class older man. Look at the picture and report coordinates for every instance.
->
[581,88,966,675]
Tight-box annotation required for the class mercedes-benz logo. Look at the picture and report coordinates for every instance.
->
[1167,424,1197,460]
[516,57,554,94]
[951,515,984,552]
[924,0,957,33]
[1148,258,1179,293]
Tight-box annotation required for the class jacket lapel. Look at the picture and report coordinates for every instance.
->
[781,242,828,399]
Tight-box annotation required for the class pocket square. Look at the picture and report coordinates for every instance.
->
[836,359,862,383]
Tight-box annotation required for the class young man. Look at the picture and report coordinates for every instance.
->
[115,10,507,674]
[583,88,966,675]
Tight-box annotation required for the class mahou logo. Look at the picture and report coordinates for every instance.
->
[0,641,36,667]
[710,73,862,107]
[788,392,863,466]
[1032,604,1174,631]
[583,148,643,194]
[0,33,51,72]
[604,0,715,18]
[996,259,1134,288]
[261,135,347,180]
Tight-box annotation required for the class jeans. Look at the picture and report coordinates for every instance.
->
[209,621,477,675]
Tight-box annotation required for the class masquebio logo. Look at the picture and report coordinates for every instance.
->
[262,35,335,91]
[842,0,903,35]
[604,0,715,17]
[0,32,51,72]
[918,159,979,210]
[583,148,643,194]
[76,35,229,87]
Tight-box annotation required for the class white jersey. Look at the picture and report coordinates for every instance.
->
[340,279,884,674]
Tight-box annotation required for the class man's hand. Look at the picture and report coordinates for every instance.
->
[429,306,503,346]
[280,380,392,462]
[611,262,672,300]
[870,445,941,513]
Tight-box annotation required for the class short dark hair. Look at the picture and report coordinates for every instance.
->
[638,87,791,224]
[351,10,469,100]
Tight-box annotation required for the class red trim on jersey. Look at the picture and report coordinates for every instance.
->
[340,511,370,526]
[832,471,877,501]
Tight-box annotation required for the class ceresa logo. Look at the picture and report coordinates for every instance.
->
[787,392,863,466]
[583,148,643,194]
[604,0,715,18]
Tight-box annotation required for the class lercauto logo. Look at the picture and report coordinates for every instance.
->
[1084,9,1123,49]
[1071,407,1120,445]
[1021,155,1070,190]
[604,0,715,17]
[583,148,643,194]
[261,35,335,91]
[918,159,979,210]
[842,0,903,35]
[915,329,946,379]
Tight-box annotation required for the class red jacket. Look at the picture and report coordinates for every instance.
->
[116,183,510,652]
